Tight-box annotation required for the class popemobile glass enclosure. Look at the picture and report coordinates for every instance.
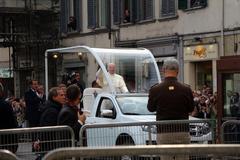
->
[45,46,161,96]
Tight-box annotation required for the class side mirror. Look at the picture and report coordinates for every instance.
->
[101,109,113,118]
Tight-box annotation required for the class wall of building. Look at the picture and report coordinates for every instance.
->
[59,0,240,91]
[61,33,112,48]
[224,0,240,29]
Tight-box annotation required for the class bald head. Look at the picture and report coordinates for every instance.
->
[108,63,116,75]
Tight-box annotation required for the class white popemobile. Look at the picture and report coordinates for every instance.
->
[44,46,212,148]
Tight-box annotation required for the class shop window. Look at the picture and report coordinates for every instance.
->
[161,0,176,18]
[88,0,109,29]
[178,0,207,10]
[60,0,82,34]
[223,73,240,117]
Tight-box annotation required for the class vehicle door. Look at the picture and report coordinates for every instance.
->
[86,96,120,147]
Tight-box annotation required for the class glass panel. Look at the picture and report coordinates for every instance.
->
[196,61,212,89]
[94,48,160,93]
[223,73,240,117]
[46,47,160,94]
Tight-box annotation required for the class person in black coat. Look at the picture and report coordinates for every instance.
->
[40,87,65,126]
[0,82,18,153]
[147,58,194,160]
[24,80,43,127]
[35,87,66,155]
[58,84,86,142]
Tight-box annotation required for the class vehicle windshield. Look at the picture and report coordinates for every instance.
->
[93,48,160,93]
[116,95,155,115]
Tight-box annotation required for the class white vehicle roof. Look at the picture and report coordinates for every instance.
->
[45,46,161,96]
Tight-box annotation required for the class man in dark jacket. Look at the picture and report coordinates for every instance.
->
[0,82,18,153]
[40,87,65,126]
[36,87,66,155]
[58,84,86,142]
[24,80,43,127]
[147,58,194,160]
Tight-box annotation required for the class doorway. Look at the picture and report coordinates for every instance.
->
[195,61,212,89]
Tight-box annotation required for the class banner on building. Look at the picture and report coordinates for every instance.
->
[184,44,218,61]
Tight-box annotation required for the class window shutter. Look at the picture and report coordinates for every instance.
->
[132,0,140,22]
[178,0,187,10]
[60,0,68,33]
[88,0,96,28]
[168,0,176,16]
[105,0,111,28]
[74,0,82,31]
[145,0,153,20]
[113,0,121,24]
[161,0,168,16]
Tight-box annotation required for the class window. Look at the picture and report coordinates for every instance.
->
[96,98,116,119]
[113,0,153,25]
[60,0,82,33]
[138,0,153,21]
[88,0,109,29]
[178,0,207,10]
[223,73,240,117]
[161,0,176,18]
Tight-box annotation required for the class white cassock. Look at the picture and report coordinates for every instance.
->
[97,72,128,93]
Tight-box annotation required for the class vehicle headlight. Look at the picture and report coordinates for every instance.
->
[141,125,157,134]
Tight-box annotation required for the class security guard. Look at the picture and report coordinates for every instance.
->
[147,58,194,160]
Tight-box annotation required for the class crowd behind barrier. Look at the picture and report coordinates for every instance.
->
[0,126,74,160]
[191,85,217,119]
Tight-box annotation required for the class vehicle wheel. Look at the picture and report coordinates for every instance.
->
[115,136,137,160]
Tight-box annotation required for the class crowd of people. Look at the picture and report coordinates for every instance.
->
[191,85,217,119]
[0,71,86,157]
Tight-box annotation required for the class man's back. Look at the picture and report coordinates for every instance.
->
[0,98,18,129]
[0,98,18,153]
[148,77,194,121]
[39,100,62,126]
[24,89,41,127]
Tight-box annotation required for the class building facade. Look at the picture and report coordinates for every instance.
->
[59,0,240,94]
[0,0,60,97]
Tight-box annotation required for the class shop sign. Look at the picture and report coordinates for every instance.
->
[184,44,218,61]
[0,68,13,78]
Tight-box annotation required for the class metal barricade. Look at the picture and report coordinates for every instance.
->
[43,144,240,160]
[0,126,75,160]
[79,119,216,147]
[221,120,240,144]
[0,149,18,160]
